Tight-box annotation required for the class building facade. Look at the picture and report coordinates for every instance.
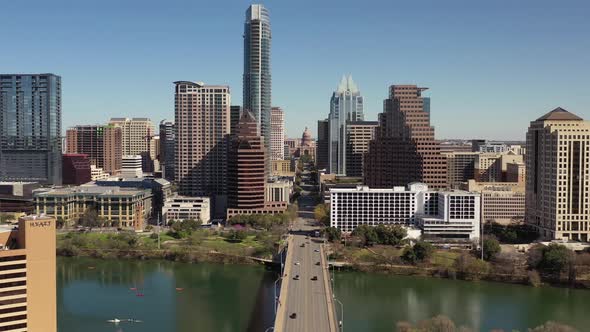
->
[0,74,62,184]
[270,107,285,160]
[345,121,378,178]
[243,4,272,160]
[163,196,211,224]
[62,154,91,185]
[330,183,480,239]
[230,106,242,135]
[174,81,230,213]
[158,120,175,181]
[35,186,152,229]
[0,216,57,332]
[364,85,447,190]
[265,180,292,203]
[271,159,295,177]
[121,155,143,178]
[444,152,479,188]
[108,118,154,156]
[316,119,329,170]
[328,75,364,175]
[461,180,525,224]
[66,125,122,175]
[526,108,590,242]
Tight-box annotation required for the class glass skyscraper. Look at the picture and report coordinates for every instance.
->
[243,4,272,164]
[328,75,364,175]
[0,74,62,184]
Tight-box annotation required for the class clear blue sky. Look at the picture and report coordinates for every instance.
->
[3,0,589,140]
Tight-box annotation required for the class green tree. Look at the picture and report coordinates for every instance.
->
[314,204,330,226]
[482,236,501,261]
[226,229,247,242]
[538,244,574,275]
[375,224,407,246]
[0,214,15,224]
[352,225,378,246]
[79,208,100,229]
[323,227,341,242]
[55,217,65,229]
[402,241,433,264]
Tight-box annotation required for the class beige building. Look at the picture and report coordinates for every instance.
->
[90,165,109,181]
[271,160,295,177]
[461,180,525,224]
[475,153,523,182]
[270,107,285,161]
[174,81,230,210]
[0,216,56,332]
[34,186,152,230]
[345,121,378,178]
[526,108,590,242]
[163,196,210,224]
[265,180,292,203]
[444,152,479,188]
[108,117,155,156]
[506,161,526,184]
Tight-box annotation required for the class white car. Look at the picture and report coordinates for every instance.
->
[314,249,320,253]
[295,262,300,266]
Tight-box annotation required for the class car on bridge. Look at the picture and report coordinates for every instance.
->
[311,276,318,281]
[290,313,297,319]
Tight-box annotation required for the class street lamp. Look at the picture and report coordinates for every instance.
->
[334,297,344,332]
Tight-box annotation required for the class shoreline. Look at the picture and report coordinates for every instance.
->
[57,248,590,290]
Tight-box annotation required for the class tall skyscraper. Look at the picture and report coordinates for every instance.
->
[159,120,175,181]
[270,107,285,161]
[328,75,364,175]
[66,125,122,175]
[345,121,378,178]
[0,74,62,184]
[174,81,230,214]
[230,105,242,135]
[228,111,266,211]
[364,85,447,189]
[243,4,272,168]
[316,119,329,170]
[525,107,590,242]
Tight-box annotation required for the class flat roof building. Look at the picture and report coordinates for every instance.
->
[163,196,210,224]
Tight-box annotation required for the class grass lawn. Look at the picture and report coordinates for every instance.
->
[199,235,264,255]
[431,250,460,268]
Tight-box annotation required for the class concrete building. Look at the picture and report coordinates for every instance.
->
[90,165,109,181]
[121,155,143,178]
[163,196,211,224]
[474,153,523,182]
[270,107,285,161]
[265,180,292,203]
[158,120,175,181]
[461,180,525,224]
[62,154,91,185]
[0,216,57,332]
[271,159,295,177]
[66,125,122,175]
[526,107,590,242]
[0,182,40,214]
[444,152,479,188]
[330,183,480,240]
[506,161,526,184]
[0,74,62,184]
[316,119,329,170]
[345,121,378,178]
[328,76,364,175]
[108,117,154,157]
[364,85,447,190]
[243,4,272,165]
[174,81,230,215]
[34,185,152,229]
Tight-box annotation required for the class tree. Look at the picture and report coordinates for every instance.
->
[56,217,65,229]
[482,236,501,261]
[374,224,407,246]
[226,229,247,242]
[454,253,490,280]
[402,241,433,264]
[79,208,100,229]
[538,244,574,275]
[323,227,341,242]
[0,214,15,224]
[314,204,330,226]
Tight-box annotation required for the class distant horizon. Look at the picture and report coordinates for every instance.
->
[3,0,589,140]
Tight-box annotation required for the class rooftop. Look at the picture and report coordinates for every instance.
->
[537,107,583,121]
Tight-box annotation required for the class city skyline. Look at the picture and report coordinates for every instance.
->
[3,0,589,140]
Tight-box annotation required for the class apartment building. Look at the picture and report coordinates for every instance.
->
[66,125,122,175]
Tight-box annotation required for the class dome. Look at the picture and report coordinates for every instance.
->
[301,127,312,146]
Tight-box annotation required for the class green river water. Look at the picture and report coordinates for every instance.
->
[57,257,590,332]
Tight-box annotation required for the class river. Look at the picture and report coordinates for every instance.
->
[58,257,590,332]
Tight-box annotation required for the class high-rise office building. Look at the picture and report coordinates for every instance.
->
[328,75,364,175]
[316,119,329,170]
[345,121,378,178]
[159,120,175,181]
[243,4,272,163]
[0,216,57,332]
[230,106,242,135]
[270,107,285,161]
[108,118,154,155]
[174,81,230,212]
[444,152,479,188]
[364,85,447,189]
[228,111,266,211]
[0,74,62,184]
[66,125,122,175]
[525,107,590,242]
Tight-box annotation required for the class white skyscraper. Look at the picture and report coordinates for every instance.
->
[270,107,285,161]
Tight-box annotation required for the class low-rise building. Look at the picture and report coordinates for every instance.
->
[0,182,40,214]
[271,159,295,177]
[121,155,143,178]
[34,186,152,229]
[330,183,481,240]
[0,216,57,332]
[460,180,525,224]
[163,196,211,224]
[90,165,109,181]
[265,180,293,203]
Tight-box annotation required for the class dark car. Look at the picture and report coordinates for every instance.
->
[316,262,321,266]
[300,244,305,247]
[290,313,297,319]
[294,275,300,280]
[311,276,318,281]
